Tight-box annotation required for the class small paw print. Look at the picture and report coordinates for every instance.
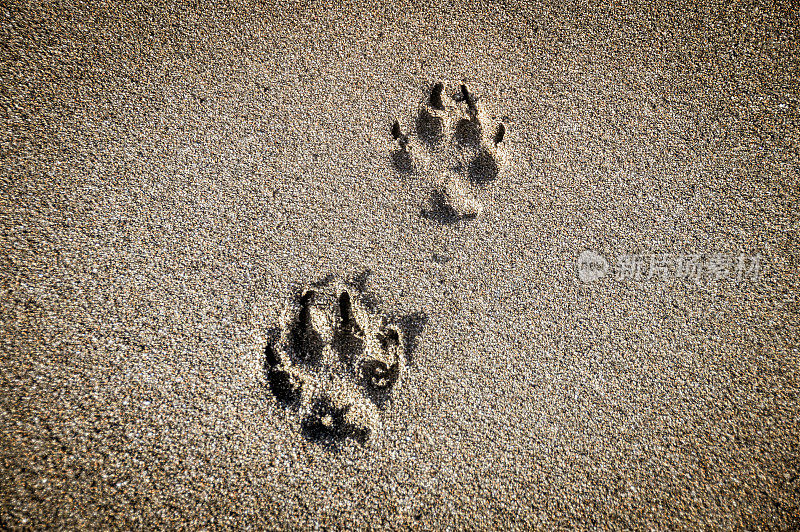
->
[391,82,509,222]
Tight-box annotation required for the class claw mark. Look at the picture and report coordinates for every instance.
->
[265,342,303,405]
[430,82,446,111]
[392,119,409,149]
[455,84,478,115]
[265,341,280,367]
[391,119,414,172]
[494,123,505,145]
[338,291,360,333]
[291,290,323,363]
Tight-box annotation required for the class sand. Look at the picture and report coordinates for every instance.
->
[1,0,798,528]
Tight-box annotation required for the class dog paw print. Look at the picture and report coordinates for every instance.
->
[264,276,419,445]
[391,82,508,223]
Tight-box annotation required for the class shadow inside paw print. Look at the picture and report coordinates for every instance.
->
[415,82,447,146]
[391,81,509,223]
[468,144,502,185]
[301,394,371,444]
[420,189,467,225]
[264,275,422,446]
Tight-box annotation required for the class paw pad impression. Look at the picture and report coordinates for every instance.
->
[391,81,508,222]
[265,277,408,444]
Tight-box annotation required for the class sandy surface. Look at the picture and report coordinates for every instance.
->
[1,0,799,528]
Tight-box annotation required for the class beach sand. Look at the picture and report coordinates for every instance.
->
[1,0,798,528]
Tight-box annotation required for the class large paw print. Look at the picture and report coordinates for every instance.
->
[264,277,413,444]
[391,82,508,223]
